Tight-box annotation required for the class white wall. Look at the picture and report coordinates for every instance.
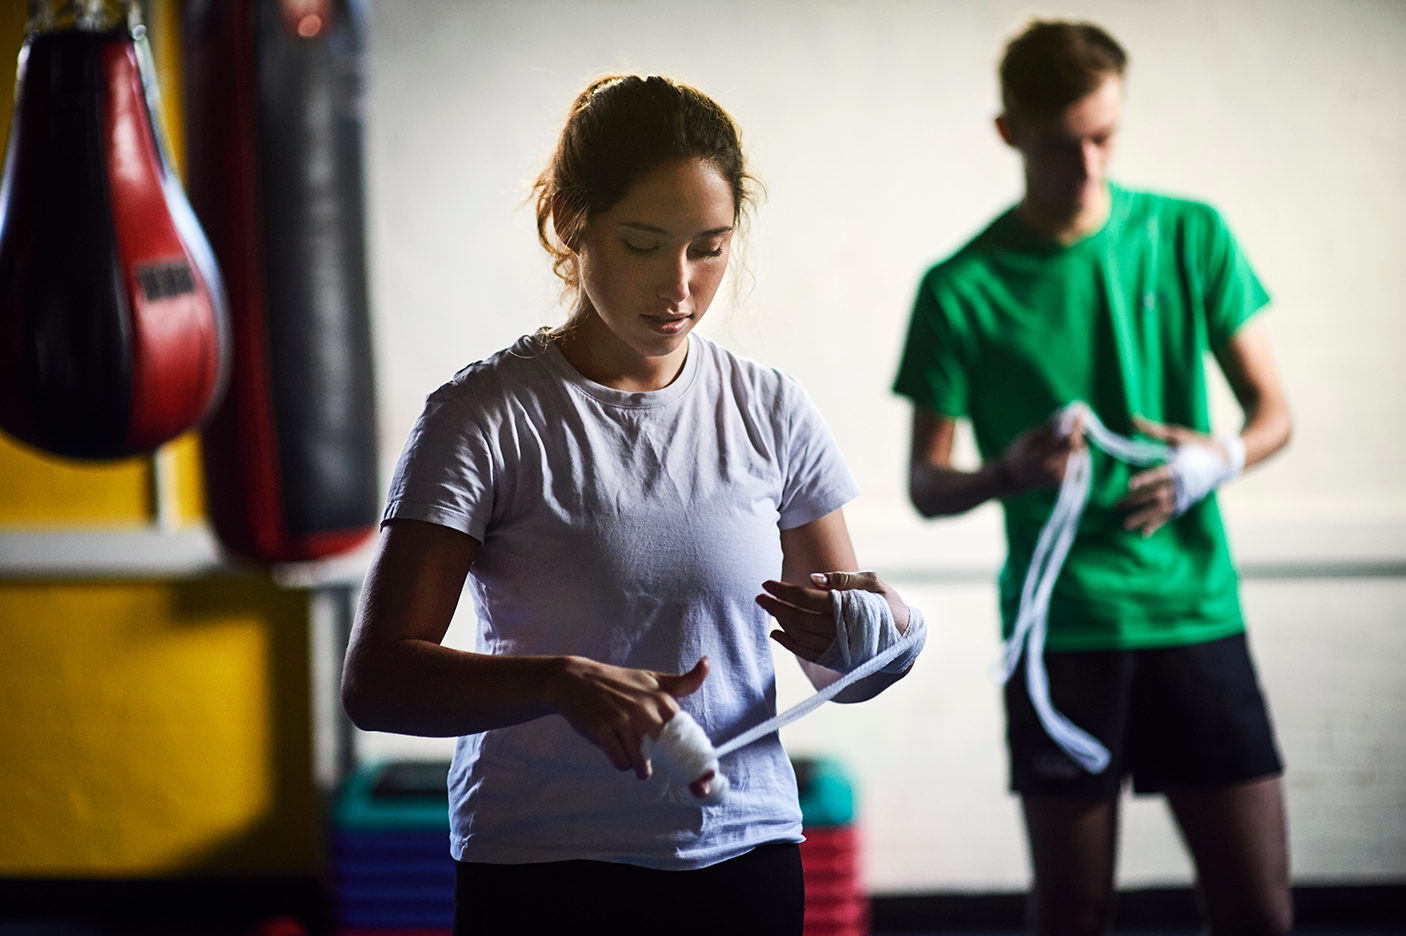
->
[355,0,1406,893]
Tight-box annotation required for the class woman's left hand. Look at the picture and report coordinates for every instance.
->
[756,570,909,662]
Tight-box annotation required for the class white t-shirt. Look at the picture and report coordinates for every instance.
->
[383,332,859,870]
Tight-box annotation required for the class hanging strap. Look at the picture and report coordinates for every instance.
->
[994,402,1169,774]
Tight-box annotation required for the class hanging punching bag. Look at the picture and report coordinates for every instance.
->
[184,0,378,563]
[0,2,229,460]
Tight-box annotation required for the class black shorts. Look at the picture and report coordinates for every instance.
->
[452,842,804,936]
[1006,632,1283,798]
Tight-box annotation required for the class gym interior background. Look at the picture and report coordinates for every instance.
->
[1,0,1402,931]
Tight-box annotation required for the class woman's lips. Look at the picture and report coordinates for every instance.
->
[643,312,691,334]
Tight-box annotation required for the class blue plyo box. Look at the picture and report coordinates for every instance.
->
[332,761,455,932]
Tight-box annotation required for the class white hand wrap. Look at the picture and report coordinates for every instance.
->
[639,585,927,806]
[814,586,926,676]
[641,710,729,804]
[1169,434,1245,516]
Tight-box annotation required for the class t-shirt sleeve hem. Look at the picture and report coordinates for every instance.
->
[382,498,487,543]
[777,479,861,531]
[890,390,966,421]
[1213,300,1271,352]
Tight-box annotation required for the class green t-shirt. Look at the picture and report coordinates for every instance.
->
[892,184,1269,651]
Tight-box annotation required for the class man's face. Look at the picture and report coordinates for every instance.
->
[1000,75,1122,216]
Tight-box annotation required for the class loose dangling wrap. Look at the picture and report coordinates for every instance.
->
[644,584,927,804]
[996,402,1243,774]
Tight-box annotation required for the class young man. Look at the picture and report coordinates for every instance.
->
[892,21,1294,936]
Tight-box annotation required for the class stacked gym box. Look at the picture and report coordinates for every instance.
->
[332,761,454,936]
[331,757,868,936]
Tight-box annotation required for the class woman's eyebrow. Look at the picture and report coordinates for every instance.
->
[619,221,734,238]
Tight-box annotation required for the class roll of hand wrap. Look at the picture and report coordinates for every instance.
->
[0,6,229,459]
[185,0,379,563]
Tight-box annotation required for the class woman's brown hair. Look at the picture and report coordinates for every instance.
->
[532,75,755,310]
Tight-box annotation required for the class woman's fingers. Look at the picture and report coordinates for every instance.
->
[586,721,635,774]
[689,769,717,799]
[756,581,838,659]
[768,628,806,658]
[769,625,831,662]
[655,657,709,699]
[553,657,715,780]
[760,578,833,612]
[810,570,883,593]
[758,601,833,645]
[767,621,832,658]
[622,725,653,780]
[760,570,912,645]
[756,593,833,641]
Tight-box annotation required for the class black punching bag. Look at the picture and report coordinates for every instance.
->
[184,0,378,563]
[0,3,229,459]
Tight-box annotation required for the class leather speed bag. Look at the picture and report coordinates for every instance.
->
[0,22,230,460]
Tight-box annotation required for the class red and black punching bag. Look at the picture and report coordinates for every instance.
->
[184,0,378,563]
[0,3,229,460]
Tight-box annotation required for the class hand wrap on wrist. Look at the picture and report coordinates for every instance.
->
[641,585,927,806]
[814,585,927,676]
[1169,434,1245,516]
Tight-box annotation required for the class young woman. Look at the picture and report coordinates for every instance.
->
[341,75,920,935]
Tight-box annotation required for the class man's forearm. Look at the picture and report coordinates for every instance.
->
[909,460,1011,517]
[1238,394,1293,471]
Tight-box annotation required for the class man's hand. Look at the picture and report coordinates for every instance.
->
[1119,417,1238,537]
[994,411,1086,496]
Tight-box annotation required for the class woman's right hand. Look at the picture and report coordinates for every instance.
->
[545,656,709,780]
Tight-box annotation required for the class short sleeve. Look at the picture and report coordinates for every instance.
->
[382,389,497,543]
[1196,206,1271,349]
[891,267,970,418]
[775,376,860,531]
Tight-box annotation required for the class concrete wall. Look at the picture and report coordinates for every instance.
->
[355,0,1406,893]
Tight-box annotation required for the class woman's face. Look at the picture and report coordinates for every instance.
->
[574,158,735,370]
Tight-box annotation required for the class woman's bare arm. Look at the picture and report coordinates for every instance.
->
[759,508,914,703]
[341,518,707,778]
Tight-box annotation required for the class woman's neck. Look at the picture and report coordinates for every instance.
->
[554,309,689,392]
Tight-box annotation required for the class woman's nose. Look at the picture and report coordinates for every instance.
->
[657,252,689,303]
